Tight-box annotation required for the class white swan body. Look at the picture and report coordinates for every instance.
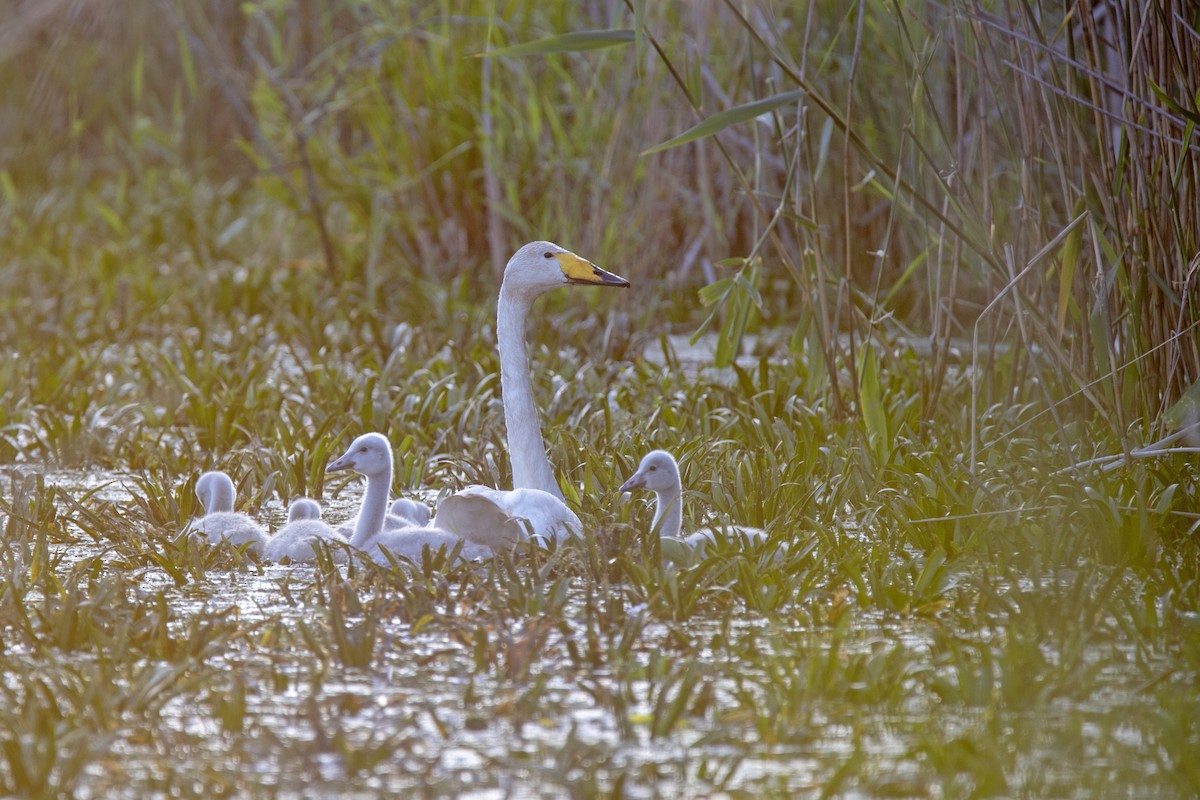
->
[437,241,628,546]
[363,524,493,565]
[263,498,348,563]
[327,433,490,565]
[433,486,580,549]
[619,450,775,559]
[188,470,268,556]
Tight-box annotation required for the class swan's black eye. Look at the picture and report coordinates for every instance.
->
[648,465,657,471]
[359,447,367,452]
[543,251,554,259]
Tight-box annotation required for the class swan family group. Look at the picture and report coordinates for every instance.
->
[188,241,769,566]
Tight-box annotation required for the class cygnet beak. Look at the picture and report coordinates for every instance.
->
[618,472,646,493]
[325,454,354,473]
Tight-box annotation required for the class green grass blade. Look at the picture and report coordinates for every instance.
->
[858,344,889,463]
[1056,202,1085,336]
[641,89,805,156]
[478,29,634,58]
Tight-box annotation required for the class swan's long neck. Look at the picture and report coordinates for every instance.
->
[497,282,564,501]
[351,465,392,548]
[205,477,236,514]
[652,483,683,540]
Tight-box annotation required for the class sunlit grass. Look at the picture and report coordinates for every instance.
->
[1,0,1198,796]
[2,294,1196,793]
[2,231,1197,793]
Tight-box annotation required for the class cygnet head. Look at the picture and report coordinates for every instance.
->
[326,432,393,478]
[502,241,630,297]
[287,498,322,523]
[390,497,431,527]
[196,470,237,514]
[619,450,681,494]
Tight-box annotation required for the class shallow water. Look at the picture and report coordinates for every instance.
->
[45,571,1186,796]
[1,470,1192,797]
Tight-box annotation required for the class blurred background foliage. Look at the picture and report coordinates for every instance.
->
[1,0,1198,440]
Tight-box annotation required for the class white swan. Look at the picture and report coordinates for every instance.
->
[188,470,268,556]
[433,241,629,547]
[263,497,348,563]
[326,432,492,565]
[619,450,776,559]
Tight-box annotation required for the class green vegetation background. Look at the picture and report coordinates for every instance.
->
[0,1,1197,796]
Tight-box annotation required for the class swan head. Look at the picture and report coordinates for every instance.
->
[326,432,393,478]
[503,241,629,296]
[196,470,236,514]
[618,450,680,493]
[287,498,322,523]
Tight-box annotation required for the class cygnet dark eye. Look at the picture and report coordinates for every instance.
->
[359,446,368,452]
[543,251,554,259]
[648,465,657,471]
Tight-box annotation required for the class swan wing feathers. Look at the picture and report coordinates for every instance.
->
[433,486,582,548]
[431,491,526,549]
[189,512,267,555]
[659,536,696,565]
[365,527,493,566]
[264,520,347,563]
[382,512,421,531]
[685,525,782,561]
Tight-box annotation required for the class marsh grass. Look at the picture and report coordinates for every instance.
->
[2,310,1197,793]
[1,0,1198,796]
